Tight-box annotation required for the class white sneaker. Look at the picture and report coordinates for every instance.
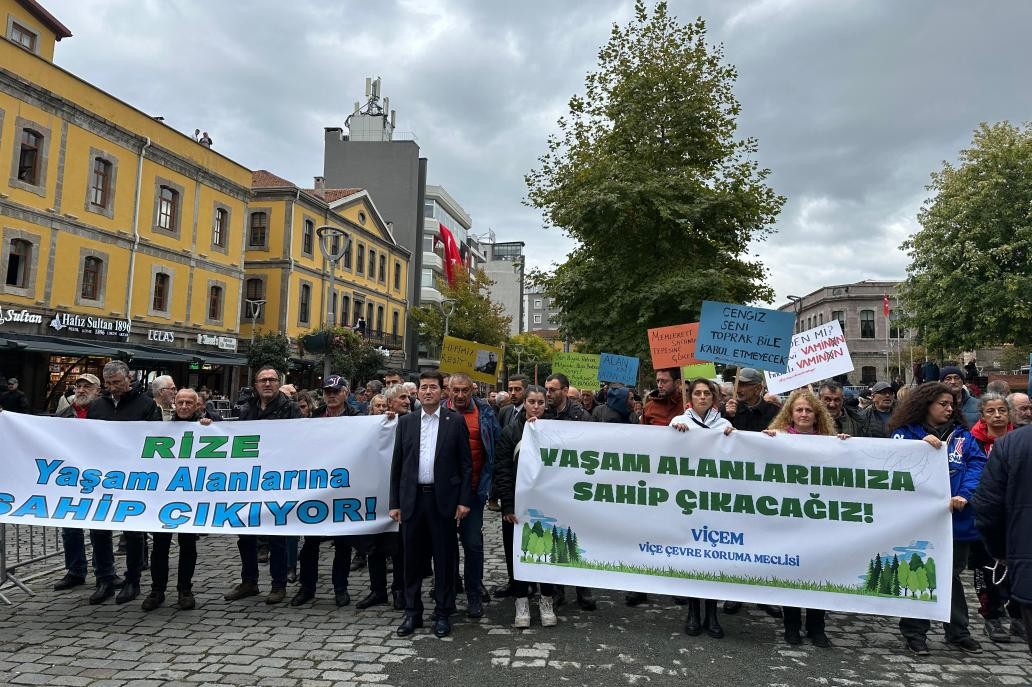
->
[515,597,531,628]
[539,596,558,627]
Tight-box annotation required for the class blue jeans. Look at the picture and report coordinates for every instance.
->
[237,534,288,588]
[458,502,485,600]
[61,528,89,579]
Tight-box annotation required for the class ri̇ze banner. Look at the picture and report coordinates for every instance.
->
[514,420,953,621]
[0,413,399,536]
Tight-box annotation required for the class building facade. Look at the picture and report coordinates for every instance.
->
[482,239,525,337]
[244,171,410,379]
[777,280,911,385]
[0,0,252,411]
[526,286,561,335]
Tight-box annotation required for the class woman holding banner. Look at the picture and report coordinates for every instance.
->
[670,378,733,638]
[762,388,847,648]
[888,382,987,656]
[494,385,556,628]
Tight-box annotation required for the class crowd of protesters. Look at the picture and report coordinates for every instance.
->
[2,357,1031,655]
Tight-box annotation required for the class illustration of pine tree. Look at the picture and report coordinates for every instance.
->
[909,552,923,571]
[865,558,875,588]
[867,553,883,591]
[571,531,580,562]
[925,558,937,596]
[878,560,893,595]
[532,521,545,538]
[891,565,901,597]
[550,533,560,563]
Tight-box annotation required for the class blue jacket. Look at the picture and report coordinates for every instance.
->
[958,388,980,428]
[892,423,987,541]
[451,396,501,506]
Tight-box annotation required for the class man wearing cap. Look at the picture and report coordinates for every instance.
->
[225,365,300,605]
[854,381,895,438]
[292,374,361,607]
[941,366,980,427]
[722,368,779,432]
[52,374,110,592]
[0,377,29,412]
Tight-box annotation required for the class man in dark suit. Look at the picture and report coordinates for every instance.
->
[389,370,473,638]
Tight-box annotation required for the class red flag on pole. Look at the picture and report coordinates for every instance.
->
[883,294,890,317]
[438,223,463,287]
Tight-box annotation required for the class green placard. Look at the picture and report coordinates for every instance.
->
[681,362,717,380]
[553,352,601,390]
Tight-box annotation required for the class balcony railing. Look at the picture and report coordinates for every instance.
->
[359,330,404,350]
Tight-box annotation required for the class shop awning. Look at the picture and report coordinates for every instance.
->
[196,351,248,367]
[113,343,194,363]
[0,333,121,357]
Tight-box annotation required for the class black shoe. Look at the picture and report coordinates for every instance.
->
[947,636,982,653]
[784,628,802,645]
[350,553,367,572]
[984,618,1010,643]
[467,597,483,619]
[141,590,165,612]
[493,582,515,598]
[905,637,930,656]
[88,581,116,605]
[625,591,648,607]
[576,589,597,611]
[177,591,196,610]
[809,630,831,648]
[53,574,86,591]
[723,600,742,614]
[684,600,702,636]
[113,575,125,589]
[397,614,423,637]
[703,601,724,639]
[115,581,140,604]
[760,604,783,619]
[479,582,491,603]
[392,590,405,611]
[356,592,388,610]
[335,591,351,607]
[290,588,315,606]
[433,616,452,638]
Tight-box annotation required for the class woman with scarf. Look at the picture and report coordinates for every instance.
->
[888,382,987,655]
[670,378,733,638]
[968,392,1024,642]
[762,388,847,648]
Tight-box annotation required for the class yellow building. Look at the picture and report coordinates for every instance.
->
[244,171,410,381]
[0,0,252,409]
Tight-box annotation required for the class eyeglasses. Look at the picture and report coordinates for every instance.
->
[256,378,279,384]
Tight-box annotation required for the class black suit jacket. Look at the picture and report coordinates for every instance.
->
[389,406,473,522]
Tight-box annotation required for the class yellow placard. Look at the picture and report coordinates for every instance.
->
[439,335,505,385]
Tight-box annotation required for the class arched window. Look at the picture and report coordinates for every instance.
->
[81,256,102,300]
[90,158,112,207]
[376,305,384,334]
[213,208,228,247]
[208,285,223,320]
[18,129,42,184]
[303,219,314,255]
[157,186,178,231]
[152,273,170,312]
[299,284,311,324]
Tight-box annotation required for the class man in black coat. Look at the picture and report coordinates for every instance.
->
[389,370,473,639]
[973,425,1032,651]
[86,361,162,605]
[0,377,29,412]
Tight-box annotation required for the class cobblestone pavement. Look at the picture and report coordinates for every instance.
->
[1,517,1029,687]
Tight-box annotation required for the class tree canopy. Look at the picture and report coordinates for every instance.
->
[525,1,783,361]
[410,269,512,348]
[900,121,1032,351]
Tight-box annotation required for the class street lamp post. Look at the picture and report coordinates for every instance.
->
[244,298,266,382]
[316,225,351,381]
[439,298,457,338]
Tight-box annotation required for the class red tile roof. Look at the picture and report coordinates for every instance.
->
[18,0,72,39]
[251,170,296,189]
[306,188,363,202]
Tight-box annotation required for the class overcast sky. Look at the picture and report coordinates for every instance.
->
[47,0,1032,307]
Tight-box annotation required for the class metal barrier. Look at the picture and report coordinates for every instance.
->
[0,523,65,604]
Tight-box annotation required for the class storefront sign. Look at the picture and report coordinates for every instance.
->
[196,333,238,352]
[0,308,44,327]
[49,312,131,339]
[148,329,177,344]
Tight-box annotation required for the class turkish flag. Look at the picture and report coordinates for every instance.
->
[883,294,890,317]
[439,223,463,287]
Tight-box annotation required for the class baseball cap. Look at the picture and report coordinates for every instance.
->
[738,368,764,385]
[322,374,349,391]
[75,373,101,387]
[7,377,17,384]
[870,381,894,394]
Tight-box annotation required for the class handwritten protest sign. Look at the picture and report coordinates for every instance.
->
[553,352,601,390]
[440,335,504,385]
[681,362,718,380]
[694,301,795,373]
[598,353,639,386]
[648,323,703,369]
[764,320,853,395]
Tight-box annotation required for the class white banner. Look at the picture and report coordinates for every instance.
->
[515,420,953,621]
[0,413,399,536]
[764,320,853,395]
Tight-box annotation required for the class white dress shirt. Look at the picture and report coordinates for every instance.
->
[418,405,441,484]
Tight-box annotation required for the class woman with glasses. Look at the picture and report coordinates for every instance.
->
[968,393,1024,643]
[888,382,988,656]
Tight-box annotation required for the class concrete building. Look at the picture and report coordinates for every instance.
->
[777,280,912,385]
[481,237,525,337]
[526,286,561,336]
[323,78,426,368]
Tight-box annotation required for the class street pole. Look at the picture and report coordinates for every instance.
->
[244,299,265,384]
[317,226,350,382]
[440,299,457,339]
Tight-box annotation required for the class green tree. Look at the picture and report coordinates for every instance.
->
[891,558,902,598]
[925,557,937,596]
[900,122,1032,351]
[521,522,532,558]
[867,554,883,591]
[410,269,511,348]
[319,327,385,385]
[506,333,556,380]
[570,531,581,563]
[878,560,893,595]
[912,567,929,597]
[908,553,923,572]
[865,558,876,590]
[1000,344,1032,372]
[247,332,291,375]
[525,1,783,360]
[897,560,911,597]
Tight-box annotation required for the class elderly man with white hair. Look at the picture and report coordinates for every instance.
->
[151,375,176,421]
